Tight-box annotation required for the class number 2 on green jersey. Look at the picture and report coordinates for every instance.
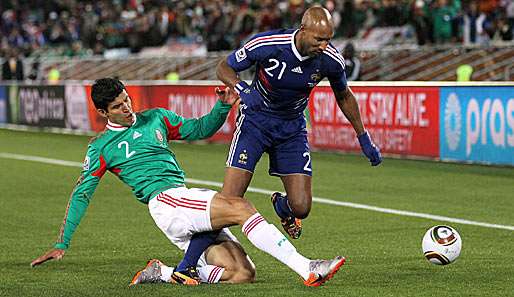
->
[118,141,136,158]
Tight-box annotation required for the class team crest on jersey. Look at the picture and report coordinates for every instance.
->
[311,72,321,81]
[235,48,247,62]
[83,156,90,170]
[238,150,248,165]
[155,129,164,143]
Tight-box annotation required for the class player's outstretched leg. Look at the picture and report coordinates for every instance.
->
[129,259,165,286]
[170,266,201,286]
[271,192,302,239]
[304,256,346,287]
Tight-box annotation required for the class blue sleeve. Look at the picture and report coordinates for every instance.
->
[324,45,348,91]
[328,68,348,91]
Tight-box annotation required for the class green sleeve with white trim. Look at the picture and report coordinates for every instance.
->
[54,145,103,250]
[160,100,232,141]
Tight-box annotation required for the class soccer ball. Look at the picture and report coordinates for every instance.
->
[422,225,462,265]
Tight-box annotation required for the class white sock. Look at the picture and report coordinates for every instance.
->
[242,213,311,280]
[198,265,225,283]
[160,265,173,282]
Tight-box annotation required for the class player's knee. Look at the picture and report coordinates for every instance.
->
[230,197,257,223]
[289,199,311,219]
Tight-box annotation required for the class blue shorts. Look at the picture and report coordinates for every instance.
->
[226,107,312,176]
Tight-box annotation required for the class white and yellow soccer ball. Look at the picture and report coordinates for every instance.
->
[422,225,462,265]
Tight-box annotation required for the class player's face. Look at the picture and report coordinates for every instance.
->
[100,89,134,126]
[300,25,333,57]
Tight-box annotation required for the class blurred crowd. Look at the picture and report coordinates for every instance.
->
[1,0,514,63]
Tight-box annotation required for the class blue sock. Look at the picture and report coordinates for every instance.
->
[274,194,294,219]
[175,231,219,272]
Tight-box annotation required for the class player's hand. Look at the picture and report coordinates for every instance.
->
[234,81,262,111]
[216,86,240,106]
[358,131,382,166]
[30,248,65,267]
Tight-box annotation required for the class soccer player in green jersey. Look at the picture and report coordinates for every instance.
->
[31,78,345,287]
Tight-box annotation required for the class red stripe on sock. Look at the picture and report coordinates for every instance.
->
[243,215,263,234]
[213,267,223,283]
[208,266,222,283]
[243,216,265,236]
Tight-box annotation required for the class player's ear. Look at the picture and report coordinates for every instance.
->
[97,108,108,118]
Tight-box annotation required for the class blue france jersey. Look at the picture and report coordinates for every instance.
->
[227,28,347,118]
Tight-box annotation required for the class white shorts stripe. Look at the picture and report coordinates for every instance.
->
[226,105,246,167]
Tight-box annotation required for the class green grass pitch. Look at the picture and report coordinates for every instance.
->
[0,128,513,297]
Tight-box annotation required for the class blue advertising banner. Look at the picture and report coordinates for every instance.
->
[0,86,7,123]
[440,87,514,166]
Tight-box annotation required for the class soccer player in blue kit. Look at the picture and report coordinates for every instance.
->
[216,6,382,238]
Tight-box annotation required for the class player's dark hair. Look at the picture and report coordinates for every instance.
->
[91,78,125,110]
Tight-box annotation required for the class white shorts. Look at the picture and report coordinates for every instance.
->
[148,186,239,267]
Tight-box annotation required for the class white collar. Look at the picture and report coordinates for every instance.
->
[106,113,136,131]
[291,29,310,61]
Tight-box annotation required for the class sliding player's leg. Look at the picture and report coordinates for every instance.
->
[210,192,345,287]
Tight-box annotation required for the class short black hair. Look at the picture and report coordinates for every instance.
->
[91,78,125,110]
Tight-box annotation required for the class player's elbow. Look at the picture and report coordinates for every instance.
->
[215,58,229,80]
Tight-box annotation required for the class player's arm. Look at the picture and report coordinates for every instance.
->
[327,46,382,166]
[31,146,105,267]
[161,88,239,141]
[216,40,263,110]
[333,87,382,166]
[216,58,241,90]
[333,87,364,135]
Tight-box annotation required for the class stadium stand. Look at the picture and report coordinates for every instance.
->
[1,0,513,81]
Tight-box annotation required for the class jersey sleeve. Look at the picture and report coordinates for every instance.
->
[159,100,232,141]
[325,46,348,92]
[54,145,106,250]
[226,34,267,72]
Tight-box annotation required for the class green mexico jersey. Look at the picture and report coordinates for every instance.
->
[55,101,232,249]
